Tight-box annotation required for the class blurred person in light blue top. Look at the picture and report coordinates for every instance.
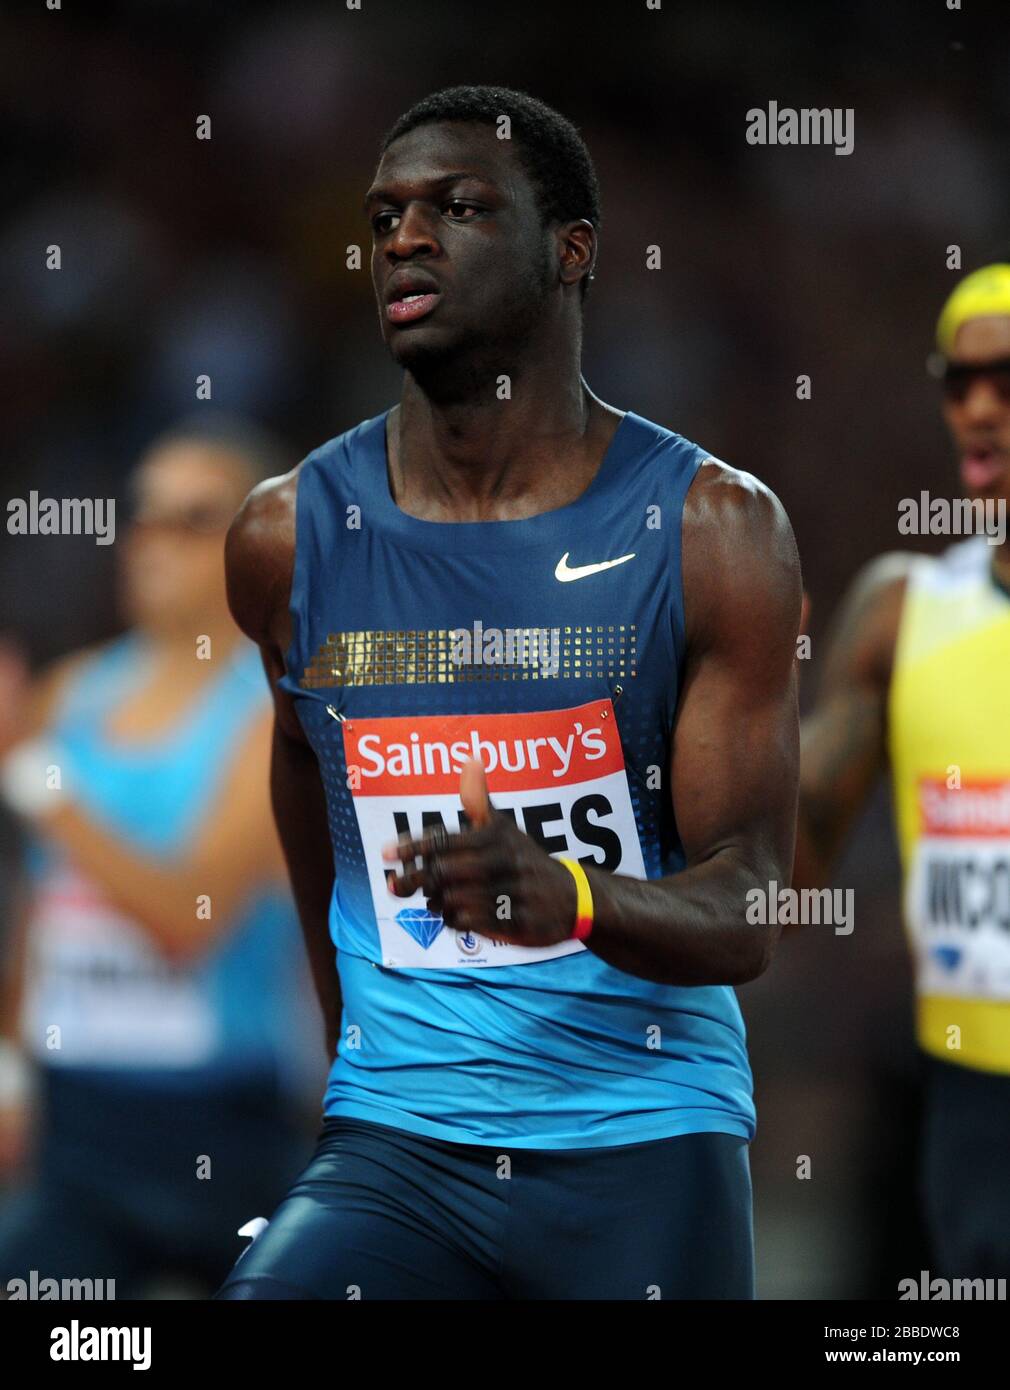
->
[0,416,323,1298]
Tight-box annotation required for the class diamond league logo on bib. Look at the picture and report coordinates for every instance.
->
[395,907,444,949]
[931,944,963,973]
[342,699,646,969]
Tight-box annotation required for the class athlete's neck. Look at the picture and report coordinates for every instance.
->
[387,375,623,524]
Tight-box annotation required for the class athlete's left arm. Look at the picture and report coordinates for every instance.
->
[583,462,802,984]
[386,462,802,987]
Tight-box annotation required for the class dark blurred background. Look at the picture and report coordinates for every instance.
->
[2,0,1006,1298]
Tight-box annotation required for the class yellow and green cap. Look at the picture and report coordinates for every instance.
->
[936,263,1010,356]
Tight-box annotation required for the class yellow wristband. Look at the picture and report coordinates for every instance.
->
[557,857,594,941]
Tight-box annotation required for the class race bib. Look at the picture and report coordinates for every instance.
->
[23,865,218,1067]
[906,778,1010,1000]
[343,698,647,968]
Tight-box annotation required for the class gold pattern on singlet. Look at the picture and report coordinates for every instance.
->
[299,625,638,688]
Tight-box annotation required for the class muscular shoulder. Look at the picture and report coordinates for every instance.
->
[682,457,801,655]
[683,456,795,550]
[225,466,300,649]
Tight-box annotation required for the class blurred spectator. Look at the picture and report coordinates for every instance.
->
[0,416,323,1298]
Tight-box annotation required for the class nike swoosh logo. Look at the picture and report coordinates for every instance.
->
[555,551,636,582]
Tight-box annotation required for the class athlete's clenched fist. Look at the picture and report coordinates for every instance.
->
[382,757,579,947]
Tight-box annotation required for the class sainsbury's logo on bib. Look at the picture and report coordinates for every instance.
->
[918,778,1010,837]
[347,706,620,793]
[343,700,646,969]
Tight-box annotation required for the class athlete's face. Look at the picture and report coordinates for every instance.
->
[120,442,252,634]
[942,315,1010,506]
[365,122,556,372]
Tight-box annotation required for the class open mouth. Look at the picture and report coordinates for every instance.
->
[386,290,441,325]
[960,446,1006,493]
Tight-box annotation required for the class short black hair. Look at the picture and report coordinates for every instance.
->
[142,409,296,487]
[380,85,601,301]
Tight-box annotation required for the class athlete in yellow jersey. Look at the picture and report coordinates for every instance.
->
[794,264,1010,1280]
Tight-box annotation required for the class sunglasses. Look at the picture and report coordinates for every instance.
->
[128,503,236,535]
[934,356,1010,404]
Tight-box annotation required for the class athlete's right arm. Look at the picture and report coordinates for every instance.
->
[793,553,912,890]
[225,470,341,1059]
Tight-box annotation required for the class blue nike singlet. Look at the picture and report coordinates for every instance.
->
[280,408,755,1148]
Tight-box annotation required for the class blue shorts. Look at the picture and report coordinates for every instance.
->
[215,1117,753,1300]
[920,1052,1010,1279]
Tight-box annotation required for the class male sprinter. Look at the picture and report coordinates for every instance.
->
[793,264,1010,1279]
[217,85,801,1301]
